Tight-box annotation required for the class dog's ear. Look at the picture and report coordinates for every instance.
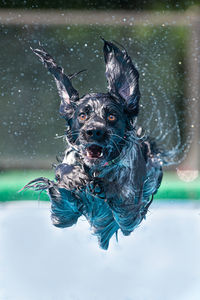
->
[102,39,140,116]
[31,45,79,121]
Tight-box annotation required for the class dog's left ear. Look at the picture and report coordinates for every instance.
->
[102,39,140,116]
[31,45,80,121]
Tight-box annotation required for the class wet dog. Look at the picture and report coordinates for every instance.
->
[24,39,163,249]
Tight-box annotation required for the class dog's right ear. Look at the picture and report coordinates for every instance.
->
[102,39,140,117]
[31,45,79,121]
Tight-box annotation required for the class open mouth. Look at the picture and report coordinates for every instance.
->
[86,144,103,159]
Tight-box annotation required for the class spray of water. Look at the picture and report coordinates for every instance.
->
[127,33,198,168]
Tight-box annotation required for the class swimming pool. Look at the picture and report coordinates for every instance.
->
[0,201,200,300]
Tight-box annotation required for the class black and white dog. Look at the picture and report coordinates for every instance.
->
[24,39,163,249]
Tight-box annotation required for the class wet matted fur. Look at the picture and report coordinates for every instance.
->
[23,39,163,250]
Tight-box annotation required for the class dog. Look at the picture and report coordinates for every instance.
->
[23,39,163,250]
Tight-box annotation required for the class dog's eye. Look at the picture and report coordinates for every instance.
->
[107,114,116,122]
[79,113,87,121]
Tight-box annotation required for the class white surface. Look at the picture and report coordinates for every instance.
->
[0,201,200,300]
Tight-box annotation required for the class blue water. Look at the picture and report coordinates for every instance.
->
[0,201,200,300]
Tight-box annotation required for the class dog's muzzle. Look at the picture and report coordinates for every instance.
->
[80,126,110,163]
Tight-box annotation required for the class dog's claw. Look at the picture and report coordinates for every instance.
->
[87,178,106,199]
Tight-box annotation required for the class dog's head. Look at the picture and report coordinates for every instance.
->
[32,40,140,167]
[67,92,129,167]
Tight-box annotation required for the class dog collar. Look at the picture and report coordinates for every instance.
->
[103,155,121,167]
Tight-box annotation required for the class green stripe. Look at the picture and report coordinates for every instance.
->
[156,172,200,200]
[0,170,199,202]
[0,170,53,202]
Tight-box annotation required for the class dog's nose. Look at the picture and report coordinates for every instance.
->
[85,127,107,141]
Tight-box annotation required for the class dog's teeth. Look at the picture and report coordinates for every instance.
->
[86,145,103,159]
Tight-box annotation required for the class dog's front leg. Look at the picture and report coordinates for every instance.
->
[106,192,144,236]
[22,176,82,228]
[49,184,82,228]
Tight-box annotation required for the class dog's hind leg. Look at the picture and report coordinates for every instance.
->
[93,220,119,250]
[85,200,119,250]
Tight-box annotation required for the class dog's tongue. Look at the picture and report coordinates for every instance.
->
[87,145,103,158]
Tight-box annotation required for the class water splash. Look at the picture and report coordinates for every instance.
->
[0,23,198,169]
[129,30,198,168]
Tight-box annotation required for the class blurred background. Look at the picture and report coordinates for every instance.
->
[0,1,200,300]
[0,0,199,200]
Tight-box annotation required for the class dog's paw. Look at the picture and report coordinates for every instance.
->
[55,163,89,191]
[87,178,106,199]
